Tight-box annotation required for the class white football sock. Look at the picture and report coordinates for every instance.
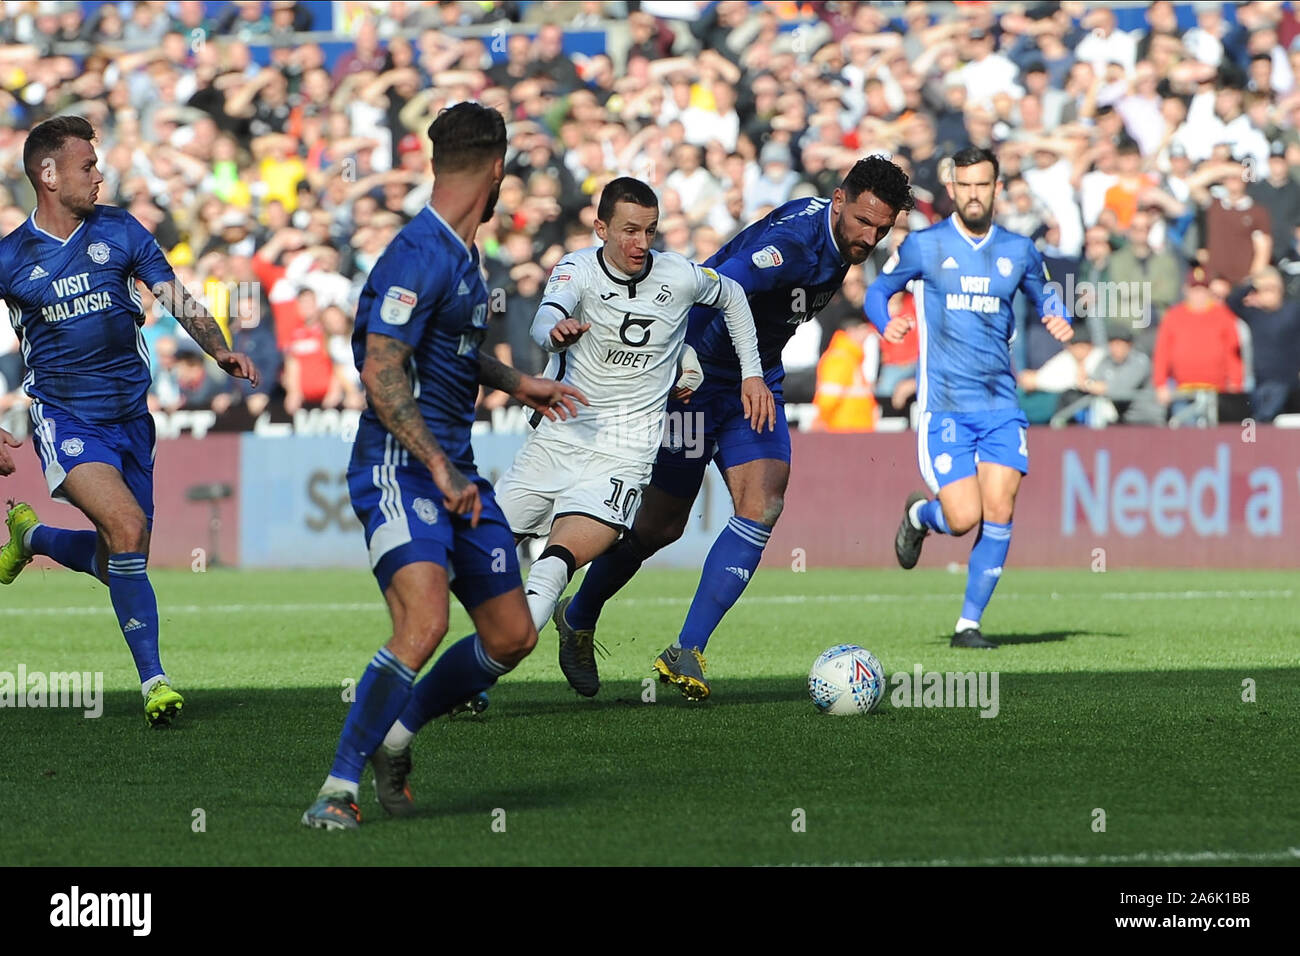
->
[525,555,572,634]
[382,719,416,753]
[956,617,981,633]
[321,775,359,799]
[141,674,168,697]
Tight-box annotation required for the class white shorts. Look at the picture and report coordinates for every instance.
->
[494,436,653,537]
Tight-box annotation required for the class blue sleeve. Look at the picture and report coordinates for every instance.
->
[1019,241,1069,324]
[864,233,923,334]
[125,213,176,290]
[361,241,443,349]
[712,232,813,297]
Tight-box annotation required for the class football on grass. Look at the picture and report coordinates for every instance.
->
[808,645,886,715]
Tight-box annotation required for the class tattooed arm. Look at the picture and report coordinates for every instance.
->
[150,280,261,386]
[364,333,480,522]
[478,351,589,421]
[477,350,521,395]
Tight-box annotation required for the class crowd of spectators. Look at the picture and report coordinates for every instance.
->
[2,0,1300,436]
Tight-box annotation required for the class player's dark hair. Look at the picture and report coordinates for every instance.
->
[597,176,659,222]
[951,145,1000,181]
[839,155,915,213]
[426,102,506,175]
[23,115,95,186]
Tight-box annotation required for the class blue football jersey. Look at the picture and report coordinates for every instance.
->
[0,206,176,423]
[351,205,489,472]
[865,216,1064,413]
[689,197,850,380]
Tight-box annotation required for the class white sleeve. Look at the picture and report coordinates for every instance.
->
[531,258,584,353]
[714,274,764,380]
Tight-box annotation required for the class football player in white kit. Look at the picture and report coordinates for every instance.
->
[493,177,774,696]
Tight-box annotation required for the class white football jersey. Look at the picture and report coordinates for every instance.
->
[529,247,727,462]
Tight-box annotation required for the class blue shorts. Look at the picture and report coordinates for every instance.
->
[347,462,521,606]
[30,403,155,529]
[918,408,1029,492]
[652,365,791,500]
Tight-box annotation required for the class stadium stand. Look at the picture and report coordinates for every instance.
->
[1,0,1298,437]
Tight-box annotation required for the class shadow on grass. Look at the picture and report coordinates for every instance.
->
[991,630,1124,646]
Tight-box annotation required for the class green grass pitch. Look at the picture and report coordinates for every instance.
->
[2,565,1296,866]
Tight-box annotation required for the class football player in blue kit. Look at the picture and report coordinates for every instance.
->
[867,147,1072,648]
[0,116,260,726]
[555,156,915,699]
[302,103,587,829]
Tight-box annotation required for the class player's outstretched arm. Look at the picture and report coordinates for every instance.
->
[707,273,774,431]
[1019,242,1073,343]
[365,333,481,525]
[866,234,923,341]
[152,281,262,387]
[740,376,776,432]
[478,352,588,422]
[530,264,586,352]
[1041,313,1073,342]
[0,427,20,477]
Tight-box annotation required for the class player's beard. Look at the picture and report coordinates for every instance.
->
[64,189,97,220]
[832,213,873,265]
[480,180,501,223]
[957,200,992,234]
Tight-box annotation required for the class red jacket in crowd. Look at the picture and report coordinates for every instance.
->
[1152,300,1243,392]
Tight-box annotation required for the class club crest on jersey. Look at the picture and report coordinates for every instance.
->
[380,286,418,325]
[60,438,84,458]
[87,242,110,264]
[655,283,672,304]
[997,257,1013,277]
[751,245,783,269]
[411,498,438,525]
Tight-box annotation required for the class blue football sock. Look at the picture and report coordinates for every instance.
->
[30,526,98,577]
[677,516,770,652]
[565,530,652,631]
[961,521,1012,624]
[106,553,163,684]
[396,634,511,735]
[329,647,417,785]
[917,498,951,535]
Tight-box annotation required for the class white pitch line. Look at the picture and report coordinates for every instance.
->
[0,589,1293,617]
[788,847,1300,867]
